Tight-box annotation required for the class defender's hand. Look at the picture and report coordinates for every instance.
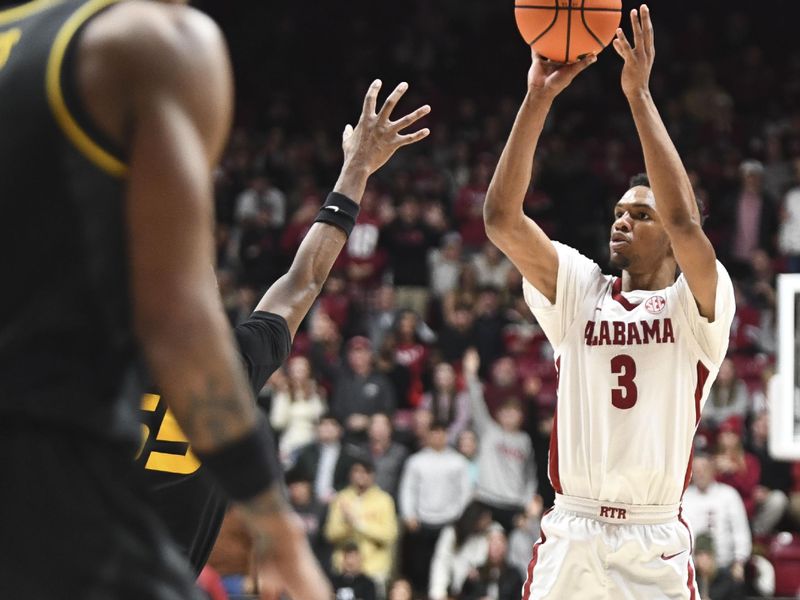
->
[527,49,596,101]
[612,4,655,98]
[342,80,430,176]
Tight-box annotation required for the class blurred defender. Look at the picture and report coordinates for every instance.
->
[484,5,735,599]
[0,0,428,597]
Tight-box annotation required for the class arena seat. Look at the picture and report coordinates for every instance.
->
[769,532,800,597]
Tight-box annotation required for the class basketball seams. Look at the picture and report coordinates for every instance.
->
[525,0,560,48]
[515,5,621,12]
[564,0,572,62]
[580,0,605,49]
[516,0,621,63]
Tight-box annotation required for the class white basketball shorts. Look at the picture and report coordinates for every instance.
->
[522,494,699,600]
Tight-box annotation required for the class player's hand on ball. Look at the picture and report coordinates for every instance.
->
[612,4,655,97]
[342,79,431,175]
[527,49,596,100]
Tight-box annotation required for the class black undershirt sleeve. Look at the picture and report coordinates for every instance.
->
[233,311,292,394]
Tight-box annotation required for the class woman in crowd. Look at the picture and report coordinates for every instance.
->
[270,355,327,464]
[428,501,501,600]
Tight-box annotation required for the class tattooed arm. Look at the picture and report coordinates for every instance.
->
[80,4,326,598]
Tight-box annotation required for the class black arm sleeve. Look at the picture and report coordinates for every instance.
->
[233,311,292,394]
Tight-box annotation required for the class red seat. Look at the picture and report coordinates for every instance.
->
[769,532,800,596]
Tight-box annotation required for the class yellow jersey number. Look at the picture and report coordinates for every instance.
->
[136,393,201,475]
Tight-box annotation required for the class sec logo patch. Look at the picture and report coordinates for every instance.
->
[645,295,666,314]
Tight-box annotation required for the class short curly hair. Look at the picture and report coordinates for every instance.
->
[628,172,707,226]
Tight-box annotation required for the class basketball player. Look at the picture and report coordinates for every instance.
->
[139,85,431,575]
[483,6,735,599]
[0,0,428,598]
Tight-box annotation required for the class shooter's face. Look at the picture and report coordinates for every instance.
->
[609,186,671,272]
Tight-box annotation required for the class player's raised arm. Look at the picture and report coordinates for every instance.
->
[484,50,595,304]
[613,5,718,319]
[78,4,327,599]
[254,80,430,337]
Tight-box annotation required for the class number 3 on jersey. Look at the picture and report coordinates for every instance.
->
[610,354,638,409]
[136,393,201,474]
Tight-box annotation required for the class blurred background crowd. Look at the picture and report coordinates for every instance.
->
[190,1,800,599]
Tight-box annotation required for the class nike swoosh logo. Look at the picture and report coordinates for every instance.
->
[324,206,340,213]
[660,550,686,561]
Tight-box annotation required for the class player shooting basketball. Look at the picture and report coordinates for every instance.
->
[484,5,735,599]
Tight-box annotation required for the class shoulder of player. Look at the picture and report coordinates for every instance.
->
[80,1,227,96]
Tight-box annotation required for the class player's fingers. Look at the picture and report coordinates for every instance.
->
[569,53,597,75]
[615,28,633,58]
[396,127,430,147]
[641,4,655,55]
[362,79,382,117]
[390,104,431,132]
[378,81,409,122]
[611,38,625,58]
[629,8,642,49]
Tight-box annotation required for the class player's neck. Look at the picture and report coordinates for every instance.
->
[620,262,676,292]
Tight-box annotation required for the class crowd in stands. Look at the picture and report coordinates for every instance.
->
[190,2,800,599]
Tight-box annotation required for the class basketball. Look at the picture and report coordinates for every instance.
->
[515,0,622,64]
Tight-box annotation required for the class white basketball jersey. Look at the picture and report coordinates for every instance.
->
[524,242,736,506]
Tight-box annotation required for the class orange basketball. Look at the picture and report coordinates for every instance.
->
[515,0,622,64]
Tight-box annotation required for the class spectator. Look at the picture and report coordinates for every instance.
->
[420,362,472,444]
[778,157,800,272]
[459,529,524,600]
[332,336,396,439]
[682,453,751,579]
[726,159,779,262]
[456,429,480,486]
[293,413,360,504]
[507,497,543,581]
[366,284,399,350]
[393,311,433,409]
[270,355,327,464]
[365,413,409,500]
[464,349,537,532]
[286,466,329,570]
[340,188,389,298]
[453,159,492,250]
[382,195,441,316]
[428,501,500,600]
[325,457,399,588]
[700,358,750,431]
[472,287,509,371]
[387,578,414,600]
[693,533,746,600]
[471,241,513,291]
[374,334,413,413]
[331,542,377,600]
[715,415,784,536]
[429,232,465,299]
[745,411,792,533]
[399,421,474,594]
[234,174,286,227]
[236,204,284,288]
[317,271,357,338]
[482,356,525,419]
[437,303,478,363]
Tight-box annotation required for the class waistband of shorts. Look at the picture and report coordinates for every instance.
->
[554,494,680,525]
